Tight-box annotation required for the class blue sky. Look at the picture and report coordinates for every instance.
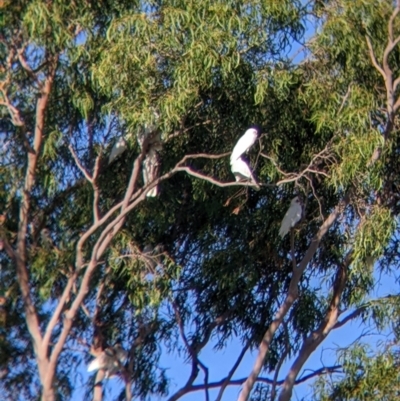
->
[80,267,397,401]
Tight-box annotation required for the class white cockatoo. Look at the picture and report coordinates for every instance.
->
[230,156,260,189]
[137,109,162,197]
[279,196,303,238]
[142,147,161,197]
[230,124,262,164]
[87,344,128,378]
[108,137,127,165]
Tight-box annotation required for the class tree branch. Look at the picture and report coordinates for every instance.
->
[260,143,333,186]
[167,301,229,401]
[172,300,215,401]
[365,35,386,80]
[92,155,102,223]
[215,342,250,401]
[237,194,349,401]
[44,272,77,352]
[172,365,342,399]
[69,144,94,183]
[271,322,290,401]
[17,46,42,87]
[366,2,400,163]
[15,56,58,361]
[334,307,367,330]
[175,166,269,189]
[334,293,400,329]
[278,252,351,401]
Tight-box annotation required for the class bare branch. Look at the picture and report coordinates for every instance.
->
[388,5,400,43]
[365,35,386,79]
[271,322,290,401]
[167,362,200,401]
[0,48,26,127]
[69,144,93,183]
[69,145,103,223]
[48,259,98,368]
[333,307,367,330]
[366,3,400,162]
[121,142,150,211]
[17,46,42,87]
[393,75,400,94]
[124,381,132,401]
[44,272,77,352]
[172,300,195,358]
[15,55,58,360]
[198,360,210,401]
[175,166,266,189]
[173,365,342,399]
[215,342,250,401]
[334,293,400,329]
[260,143,332,187]
[168,300,229,401]
[306,176,324,220]
[168,301,201,401]
[93,373,105,401]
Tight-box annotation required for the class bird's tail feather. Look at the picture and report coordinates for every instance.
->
[87,358,100,372]
[146,186,158,197]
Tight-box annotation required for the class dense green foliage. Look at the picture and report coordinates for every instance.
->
[1,0,400,400]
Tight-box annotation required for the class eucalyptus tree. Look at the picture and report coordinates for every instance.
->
[0,0,305,400]
[1,0,400,401]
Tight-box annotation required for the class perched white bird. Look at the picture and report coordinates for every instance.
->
[108,137,127,165]
[230,156,260,189]
[87,344,128,378]
[137,110,162,198]
[230,124,262,164]
[279,196,302,238]
[142,147,161,197]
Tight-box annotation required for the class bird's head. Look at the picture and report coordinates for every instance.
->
[248,124,262,137]
[291,196,301,205]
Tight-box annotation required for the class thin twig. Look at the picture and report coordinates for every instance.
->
[68,144,93,183]
[215,342,250,401]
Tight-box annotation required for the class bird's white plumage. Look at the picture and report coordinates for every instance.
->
[279,197,302,238]
[108,137,127,164]
[87,357,102,373]
[137,113,162,197]
[87,345,128,378]
[143,147,161,197]
[230,126,261,164]
[230,156,259,188]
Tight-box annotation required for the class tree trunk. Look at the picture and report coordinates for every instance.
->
[38,357,56,401]
[41,386,56,401]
